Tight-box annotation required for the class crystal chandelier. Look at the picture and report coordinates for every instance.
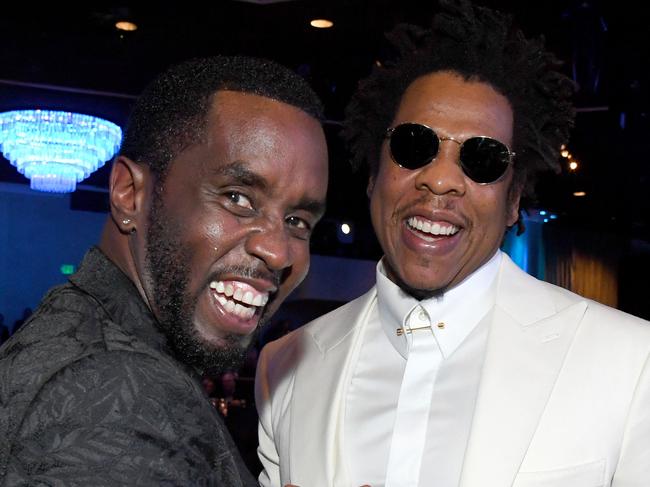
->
[0,109,122,193]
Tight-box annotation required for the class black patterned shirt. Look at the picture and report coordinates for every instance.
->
[0,247,257,486]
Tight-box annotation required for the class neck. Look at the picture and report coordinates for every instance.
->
[99,217,152,311]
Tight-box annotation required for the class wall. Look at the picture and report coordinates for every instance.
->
[0,183,106,328]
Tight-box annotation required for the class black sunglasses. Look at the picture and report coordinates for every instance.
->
[385,122,515,184]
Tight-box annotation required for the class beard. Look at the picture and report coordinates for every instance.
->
[144,191,252,373]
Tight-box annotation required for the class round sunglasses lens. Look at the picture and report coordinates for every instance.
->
[389,123,438,169]
[460,137,511,183]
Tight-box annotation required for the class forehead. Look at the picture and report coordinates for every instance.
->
[210,90,316,141]
[395,71,514,144]
[200,91,325,166]
[165,90,328,200]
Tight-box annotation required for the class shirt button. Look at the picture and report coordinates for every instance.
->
[418,310,427,321]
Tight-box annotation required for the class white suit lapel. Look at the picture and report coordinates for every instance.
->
[289,289,377,486]
[460,256,587,486]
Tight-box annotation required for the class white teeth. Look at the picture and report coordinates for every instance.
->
[234,288,243,301]
[408,216,459,236]
[224,284,234,297]
[242,291,254,305]
[235,303,254,319]
[209,281,226,293]
[210,280,270,315]
[215,294,255,319]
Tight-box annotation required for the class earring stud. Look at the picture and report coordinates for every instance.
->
[122,218,131,225]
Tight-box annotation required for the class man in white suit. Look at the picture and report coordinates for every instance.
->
[255,1,650,486]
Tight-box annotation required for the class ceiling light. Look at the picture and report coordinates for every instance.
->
[310,19,333,29]
[561,149,570,158]
[573,191,587,197]
[569,161,578,171]
[0,110,122,193]
[115,21,137,32]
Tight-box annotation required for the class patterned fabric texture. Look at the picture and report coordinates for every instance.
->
[0,247,257,486]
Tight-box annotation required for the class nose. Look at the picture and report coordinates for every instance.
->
[245,221,293,272]
[414,139,466,196]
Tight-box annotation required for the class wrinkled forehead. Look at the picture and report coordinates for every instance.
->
[394,71,514,145]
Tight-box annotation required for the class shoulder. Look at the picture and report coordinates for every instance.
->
[260,287,377,364]
[500,255,650,347]
[1,284,108,399]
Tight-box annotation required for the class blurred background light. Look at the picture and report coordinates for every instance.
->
[310,18,333,28]
[0,110,122,193]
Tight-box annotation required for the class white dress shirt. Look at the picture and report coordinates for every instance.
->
[343,251,502,486]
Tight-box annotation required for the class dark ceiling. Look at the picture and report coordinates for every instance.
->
[1,0,649,258]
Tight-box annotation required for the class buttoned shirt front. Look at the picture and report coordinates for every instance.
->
[344,251,502,486]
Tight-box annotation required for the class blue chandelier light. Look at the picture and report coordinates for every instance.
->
[0,110,122,193]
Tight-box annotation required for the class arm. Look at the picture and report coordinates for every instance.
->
[612,352,650,486]
[256,345,282,487]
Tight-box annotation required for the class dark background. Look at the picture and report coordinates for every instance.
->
[1,0,649,259]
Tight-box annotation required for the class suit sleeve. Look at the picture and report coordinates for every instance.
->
[612,351,650,486]
[4,351,255,487]
[256,344,283,487]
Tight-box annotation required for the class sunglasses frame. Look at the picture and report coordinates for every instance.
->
[384,122,516,185]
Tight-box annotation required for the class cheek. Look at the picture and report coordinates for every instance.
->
[290,244,311,283]
[371,167,403,215]
[474,191,511,235]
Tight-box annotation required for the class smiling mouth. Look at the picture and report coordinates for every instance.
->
[208,280,270,320]
[406,216,460,240]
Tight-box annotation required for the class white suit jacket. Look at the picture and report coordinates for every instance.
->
[256,255,650,487]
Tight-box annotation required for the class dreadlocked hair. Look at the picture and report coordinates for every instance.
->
[343,0,575,214]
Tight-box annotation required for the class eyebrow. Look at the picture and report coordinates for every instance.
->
[216,161,327,217]
[296,198,327,219]
[216,161,268,191]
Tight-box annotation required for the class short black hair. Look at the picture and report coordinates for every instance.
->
[119,55,324,180]
[344,0,575,210]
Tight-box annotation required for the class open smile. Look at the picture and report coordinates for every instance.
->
[406,216,460,241]
[209,279,270,321]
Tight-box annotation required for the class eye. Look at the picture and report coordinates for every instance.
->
[226,191,253,210]
[286,215,311,231]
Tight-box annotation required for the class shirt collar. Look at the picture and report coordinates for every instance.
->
[69,247,177,363]
[376,250,502,359]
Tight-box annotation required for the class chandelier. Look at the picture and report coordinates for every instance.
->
[0,109,122,193]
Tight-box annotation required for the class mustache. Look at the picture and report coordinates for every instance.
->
[203,264,282,290]
[393,193,460,221]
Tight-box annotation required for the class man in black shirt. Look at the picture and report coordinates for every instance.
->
[0,55,328,486]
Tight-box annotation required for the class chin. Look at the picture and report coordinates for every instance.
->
[197,327,252,351]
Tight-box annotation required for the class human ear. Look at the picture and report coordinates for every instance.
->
[109,156,147,234]
[366,174,376,199]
